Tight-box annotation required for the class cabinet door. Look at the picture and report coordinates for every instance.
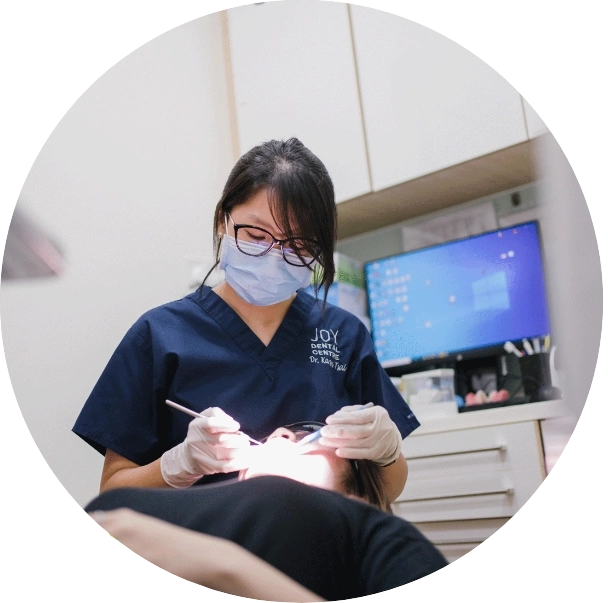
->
[227,1,371,203]
[350,5,528,191]
[522,97,549,138]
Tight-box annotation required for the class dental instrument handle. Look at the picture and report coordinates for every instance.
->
[166,398,202,419]
[503,341,524,358]
[294,429,323,449]
[165,399,262,445]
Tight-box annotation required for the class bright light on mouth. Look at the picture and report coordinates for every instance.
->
[242,438,337,490]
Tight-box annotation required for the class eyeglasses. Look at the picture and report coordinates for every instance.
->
[282,421,326,442]
[226,214,320,267]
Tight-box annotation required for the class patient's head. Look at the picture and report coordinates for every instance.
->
[240,422,391,512]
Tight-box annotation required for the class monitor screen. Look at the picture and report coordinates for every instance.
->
[365,221,551,368]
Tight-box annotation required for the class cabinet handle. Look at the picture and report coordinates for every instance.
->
[406,444,507,461]
[395,486,514,504]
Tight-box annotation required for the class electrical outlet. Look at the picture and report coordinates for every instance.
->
[493,185,538,219]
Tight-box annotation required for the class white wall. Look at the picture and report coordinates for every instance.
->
[0,14,234,506]
[534,134,603,421]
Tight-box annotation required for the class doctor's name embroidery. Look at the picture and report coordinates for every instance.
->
[309,328,347,372]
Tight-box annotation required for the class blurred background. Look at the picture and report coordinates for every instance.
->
[1,1,601,562]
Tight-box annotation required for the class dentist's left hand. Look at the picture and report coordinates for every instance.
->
[319,403,403,466]
[160,407,252,488]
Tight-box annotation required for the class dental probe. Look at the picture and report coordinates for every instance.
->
[165,399,263,446]
[294,429,323,451]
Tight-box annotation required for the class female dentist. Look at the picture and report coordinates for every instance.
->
[72,138,419,501]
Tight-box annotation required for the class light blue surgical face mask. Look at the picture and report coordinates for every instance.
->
[219,234,315,306]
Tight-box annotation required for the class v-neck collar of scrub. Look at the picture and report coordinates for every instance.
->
[193,286,316,380]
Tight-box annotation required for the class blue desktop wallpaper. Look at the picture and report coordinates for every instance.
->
[365,222,551,367]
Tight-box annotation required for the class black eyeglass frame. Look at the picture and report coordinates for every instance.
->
[282,421,326,434]
[228,215,321,268]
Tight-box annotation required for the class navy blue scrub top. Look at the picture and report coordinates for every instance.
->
[73,287,419,476]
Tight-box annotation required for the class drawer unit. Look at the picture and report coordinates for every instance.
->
[395,421,545,523]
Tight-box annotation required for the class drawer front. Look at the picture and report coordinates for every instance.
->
[396,421,545,522]
[412,517,510,546]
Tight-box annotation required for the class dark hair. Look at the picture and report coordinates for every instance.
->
[203,138,337,300]
[341,459,392,513]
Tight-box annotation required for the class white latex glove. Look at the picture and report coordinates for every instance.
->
[319,403,402,466]
[161,407,251,488]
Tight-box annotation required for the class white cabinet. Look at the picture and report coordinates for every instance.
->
[227,1,371,203]
[522,97,549,138]
[349,5,529,191]
[395,422,545,523]
[394,401,565,562]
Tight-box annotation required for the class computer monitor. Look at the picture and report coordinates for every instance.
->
[365,221,551,370]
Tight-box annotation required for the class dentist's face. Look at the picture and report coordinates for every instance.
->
[239,427,350,492]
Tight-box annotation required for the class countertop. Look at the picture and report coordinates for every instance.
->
[409,399,566,436]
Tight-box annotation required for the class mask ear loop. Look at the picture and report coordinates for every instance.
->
[218,213,230,272]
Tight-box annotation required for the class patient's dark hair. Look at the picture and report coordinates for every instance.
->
[341,459,392,514]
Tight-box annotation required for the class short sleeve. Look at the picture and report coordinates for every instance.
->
[347,320,420,439]
[72,322,168,465]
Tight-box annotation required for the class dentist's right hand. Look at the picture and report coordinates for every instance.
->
[160,407,251,488]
